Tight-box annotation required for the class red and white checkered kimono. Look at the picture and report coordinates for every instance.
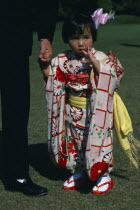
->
[46,48,122,181]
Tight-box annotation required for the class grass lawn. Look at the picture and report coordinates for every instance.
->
[0,21,140,210]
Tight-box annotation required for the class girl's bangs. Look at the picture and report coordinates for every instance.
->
[72,23,91,36]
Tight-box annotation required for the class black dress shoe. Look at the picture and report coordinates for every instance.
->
[2,178,48,196]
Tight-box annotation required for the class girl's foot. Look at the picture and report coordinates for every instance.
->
[62,172,86,190]
[92,175,114,195]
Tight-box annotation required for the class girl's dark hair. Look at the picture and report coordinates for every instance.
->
[62,12,97,43]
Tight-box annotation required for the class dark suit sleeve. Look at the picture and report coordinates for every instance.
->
[37,0,59,42]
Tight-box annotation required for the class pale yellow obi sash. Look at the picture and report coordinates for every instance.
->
[68,92,140,168]
[68,94,89,108]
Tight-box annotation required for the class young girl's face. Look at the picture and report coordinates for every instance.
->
[68,27,93,58]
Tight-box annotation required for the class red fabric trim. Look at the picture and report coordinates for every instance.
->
[97,88,109,93]
[75,123,88,129]
[96,108,106,112]
[107,110,113,114]
[92,50,98,56]
[100,72,110,76]
[110,64,115,68]
[58,55,67,58]
[94,73,98,86]
[45,90,53,92]
[64,73,90,84]
[52,130,65,137]
[91,143,112,147]
[90,161,108,181]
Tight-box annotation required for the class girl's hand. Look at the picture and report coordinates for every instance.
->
[81,47,100,74]
[38,59,50,78]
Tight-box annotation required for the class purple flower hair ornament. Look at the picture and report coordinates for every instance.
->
[91,8,115,29]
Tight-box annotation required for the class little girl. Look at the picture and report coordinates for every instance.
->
[43,9,123,194]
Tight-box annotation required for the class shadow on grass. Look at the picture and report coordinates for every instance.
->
[29,143,94,194]
[76,179,96,194]
[29,143,71,181]
[111,169,130,180]
[76,170,130,194]
[120,43,140,48]
[29,143,130,194]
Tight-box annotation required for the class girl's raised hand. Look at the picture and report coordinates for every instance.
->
[81,47,95,66]
[81,47,100,74]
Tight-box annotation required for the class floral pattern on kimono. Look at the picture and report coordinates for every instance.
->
[46,48,121,181]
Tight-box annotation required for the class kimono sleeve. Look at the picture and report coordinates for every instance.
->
[95,51,123,90]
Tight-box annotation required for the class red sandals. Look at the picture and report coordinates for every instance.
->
[62,172,86,190]
[92,178,114,195]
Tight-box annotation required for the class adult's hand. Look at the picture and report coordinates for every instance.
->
[39,39,52,62]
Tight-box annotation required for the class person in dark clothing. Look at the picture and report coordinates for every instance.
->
[0,0,58,196]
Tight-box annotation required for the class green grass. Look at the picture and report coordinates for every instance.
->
[107,15,140,25]
[0,21,140,210]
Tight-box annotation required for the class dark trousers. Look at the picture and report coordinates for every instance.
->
[0,21,32,179]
